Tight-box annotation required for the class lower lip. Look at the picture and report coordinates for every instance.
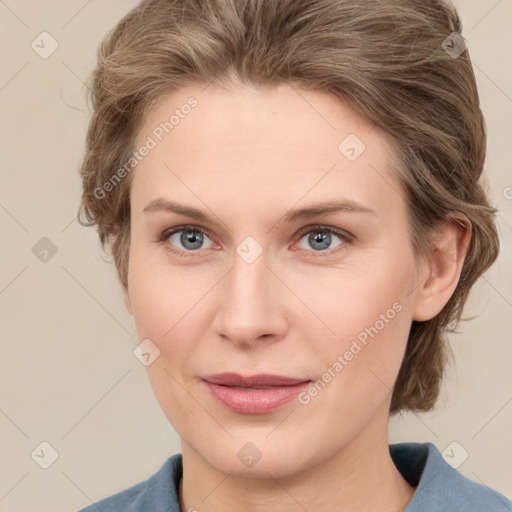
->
[204,380,311,414]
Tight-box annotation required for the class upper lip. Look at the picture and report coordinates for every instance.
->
[202,372,311,388]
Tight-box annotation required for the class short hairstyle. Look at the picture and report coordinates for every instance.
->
[78,0,500,414]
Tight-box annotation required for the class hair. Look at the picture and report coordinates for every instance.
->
[78,0,500,414]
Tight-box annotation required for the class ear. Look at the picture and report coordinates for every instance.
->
[412,215,472,322]
[123,283,133,316]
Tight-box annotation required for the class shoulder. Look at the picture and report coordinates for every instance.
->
[74,454,183,512]
[390,442,512,512]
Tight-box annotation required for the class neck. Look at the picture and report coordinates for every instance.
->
[179,408,415,512]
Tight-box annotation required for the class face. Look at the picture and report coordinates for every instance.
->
[124,80,425,478]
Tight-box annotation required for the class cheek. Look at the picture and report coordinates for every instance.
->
[127,244,204,337]
[299,255,415,397]
[304,260,412,344]
[314,299,410,390]
[144,360,203,445]
[129,259,205,433]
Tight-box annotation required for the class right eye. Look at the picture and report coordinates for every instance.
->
[159,225,215,256]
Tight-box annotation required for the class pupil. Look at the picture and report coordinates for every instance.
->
[311,231,330,251]
[182,230,202,249]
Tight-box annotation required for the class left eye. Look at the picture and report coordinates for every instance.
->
[296,227,347,252]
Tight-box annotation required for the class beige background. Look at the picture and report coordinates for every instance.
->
[0,1,511,511]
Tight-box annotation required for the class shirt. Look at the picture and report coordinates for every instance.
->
[75,442,512,511]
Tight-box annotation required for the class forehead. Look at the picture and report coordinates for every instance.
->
[131,81,403,217]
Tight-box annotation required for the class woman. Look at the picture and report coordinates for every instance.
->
[76,0,511,510]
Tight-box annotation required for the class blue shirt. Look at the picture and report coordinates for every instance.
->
[76,442,512,511]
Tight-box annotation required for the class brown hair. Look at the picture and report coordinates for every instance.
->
[78,0,500,414]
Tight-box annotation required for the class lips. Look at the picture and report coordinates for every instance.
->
[202,372,309,388]
[201,372,312,414]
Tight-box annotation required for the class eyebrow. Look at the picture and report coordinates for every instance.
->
[142,197,376,224]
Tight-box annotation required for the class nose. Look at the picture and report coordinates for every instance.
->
[212,247,288,348]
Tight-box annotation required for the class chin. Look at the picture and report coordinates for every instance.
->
[192,435,322,480]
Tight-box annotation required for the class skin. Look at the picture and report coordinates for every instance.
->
[123,79,470,511]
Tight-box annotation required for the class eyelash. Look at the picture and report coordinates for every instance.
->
[156,224,354,259]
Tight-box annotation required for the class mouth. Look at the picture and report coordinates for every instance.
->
[201,372,312,414]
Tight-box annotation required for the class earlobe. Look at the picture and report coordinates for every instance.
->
[412,215,472,322]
